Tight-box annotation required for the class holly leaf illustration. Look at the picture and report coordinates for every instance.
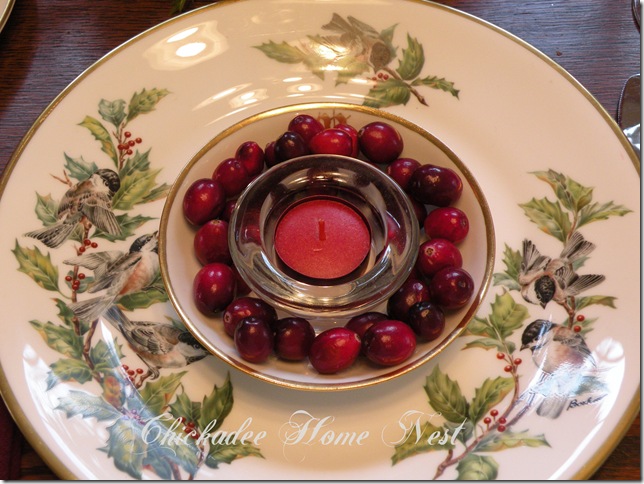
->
[412,75,460,98]
[206,442,264,468]
[575,295,617,311]
[364,78,412,108]
[578,200,632,227]
[113,165,168,210]
[198,374,234,433]
[29,321,83,359]
[519,197,572,242]
[99,98,127,129]
[391,420,455,465]
[468,377,514,424]
[90,338,125,374]
[79,115,118,165]
[117,284,167,311]
[29,193,58,226]
[63,153,99,182]
[473,429,550,453]
[92,213,155,243]
[54,298,78,329]
[13,241,60,292]
[254,41,308,64]
[333,55,370,85]
[138,372,186,415]
[126,88,170,122]
[531,170,593,213]
[456,453,499,480]
[463,293,528,344]
[102,417,146,479]
[169,390,202,424]
[56,390,123,421]
[47,357,93,389]
[492,244,522,291]
[424,366,469,423]
[396,34,424,80]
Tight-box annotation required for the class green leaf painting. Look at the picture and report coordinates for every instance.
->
[255,14,459,108]
[15,89,260,479]
[393,170,629,478]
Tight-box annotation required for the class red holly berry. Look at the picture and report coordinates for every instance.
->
[504,365,512,372]
[483,417,491,425]
[513,358,522,365]
[124,131,132,138]
[497,424,506,432]
[496,352,505,360]
[573,325,582,332]
[498,417,507,424]
[490,409,498,417]
[576,314,585,322]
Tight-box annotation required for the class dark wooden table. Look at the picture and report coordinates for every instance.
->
[0,0,640,480]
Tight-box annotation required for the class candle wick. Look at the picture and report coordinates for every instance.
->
[318,219,326,241]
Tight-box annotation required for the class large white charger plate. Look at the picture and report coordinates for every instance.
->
[0,0,639,480]
[0,0,14,33]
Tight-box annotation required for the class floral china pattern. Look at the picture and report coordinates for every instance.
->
[16,91,261,479]
[12,13,633,481]
[255,14,459,109]
[390,170,630,479]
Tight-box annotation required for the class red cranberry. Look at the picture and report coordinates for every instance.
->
[424,207,469,243]
[234,316,274,363]
[416,238,462,279]
[274,131,310,163]
[274,317,316,361]
[358,121,403,164]
[193,263,236,315]
[264,140,278,168]
[213,158,251,198]
[193,219,231,266]
[387,277,431,322]
[222,296,278,338]
[287,114,324,145]
[182,178,225,226]
[407,301,445,341]
[430,267,474,309]
[220,199,237,222]
[345,311,388,339]
[308,328,361,374]
[411,198,428,227]
[232,265,252,296]
[335,123,360,157]
[235,141,265,177]
[386,158,421,191]
[409,164,463,207]
[308,128,354,156]
[362,320,416,366]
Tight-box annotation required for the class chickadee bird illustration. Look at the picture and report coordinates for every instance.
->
[25,168,121,248]
[520,319,599,419]
[64,232,159,322]
[102,305,208,382]
[518,231,605,308]
[321,14,392,71]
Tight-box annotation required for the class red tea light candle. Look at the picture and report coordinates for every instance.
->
[274,198,371,280]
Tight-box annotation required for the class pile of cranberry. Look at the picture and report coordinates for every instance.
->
[182,113,473,375]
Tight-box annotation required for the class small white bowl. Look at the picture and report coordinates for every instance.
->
[159,103,495,391]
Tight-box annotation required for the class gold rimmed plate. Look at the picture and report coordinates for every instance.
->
[0,0,638,480]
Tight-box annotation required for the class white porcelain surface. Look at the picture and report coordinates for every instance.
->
[0,0,639,480]
[0,0,14,32]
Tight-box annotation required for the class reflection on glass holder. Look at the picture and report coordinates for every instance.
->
[229,154,419,322]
